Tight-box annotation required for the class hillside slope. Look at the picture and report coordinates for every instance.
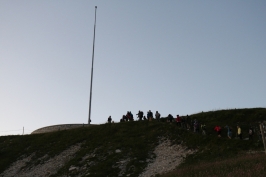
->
[0,108,266,177]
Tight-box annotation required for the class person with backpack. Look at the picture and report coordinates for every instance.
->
[167,114,174,122]
[136,110,144,121]
[155,111,161,122]
[225,125,232,139]
[214,125,222,137]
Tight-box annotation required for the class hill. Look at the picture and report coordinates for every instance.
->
[0,108,266,177]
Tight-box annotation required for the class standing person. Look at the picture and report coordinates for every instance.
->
[237,125,242,140]
[147,110,153,121]
[176,115,181,127]
[125,113,129,122]
[120,116,124,122]
[155,111,161,122]
[136,110,144,121]
[248,127,254,140]
[214,125,222,137]
[201,123,206,135]
[225,125,232,139]
[194,119,199,133]
[107,116,112,123]
[167,114,174,122]
[129,111,134,121]
[126,111,133,121]
[186,115,191,130]
[122,115,127,122]
[181,116,186,129]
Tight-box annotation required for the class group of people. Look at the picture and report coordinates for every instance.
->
[107,111,207,135]
[214,125,255,140]
[117,110,161,122]
[166,114,206,134]
[107,112,259,141]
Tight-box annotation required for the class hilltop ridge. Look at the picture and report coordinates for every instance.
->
[1,108,266,177]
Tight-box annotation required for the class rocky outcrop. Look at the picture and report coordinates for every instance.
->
[0,138,195,177]
[0,143,82,177]
[139,137,195,177]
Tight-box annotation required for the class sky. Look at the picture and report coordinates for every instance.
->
[1,1,266,136]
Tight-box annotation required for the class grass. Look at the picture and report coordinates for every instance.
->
[0,108,266,177]
[162,153,266,177]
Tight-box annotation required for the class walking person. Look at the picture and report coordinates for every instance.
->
[225,125,232,139]
[136,110,144,121]
[214,125,222,137]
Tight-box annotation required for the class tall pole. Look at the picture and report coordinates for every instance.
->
[88,6,97,124]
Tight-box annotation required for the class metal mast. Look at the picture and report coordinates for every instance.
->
[88,6,97,124]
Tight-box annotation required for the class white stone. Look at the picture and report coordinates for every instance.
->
[115,149,121,153]
[69,166,78,171]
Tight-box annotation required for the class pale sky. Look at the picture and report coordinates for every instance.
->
[1,1,266,136]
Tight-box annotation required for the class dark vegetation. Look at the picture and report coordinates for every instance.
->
[0,108,266,177]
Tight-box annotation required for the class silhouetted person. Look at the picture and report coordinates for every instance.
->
[136,110,144,121]
[147,110,153,121]
[186,115,191,130]
[108,116,112,123]
[167,114,174,122]
[155,111,161,121]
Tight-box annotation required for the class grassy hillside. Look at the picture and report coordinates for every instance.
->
[1,108,266,177]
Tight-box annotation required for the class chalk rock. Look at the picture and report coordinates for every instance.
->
[115,149,121,153]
